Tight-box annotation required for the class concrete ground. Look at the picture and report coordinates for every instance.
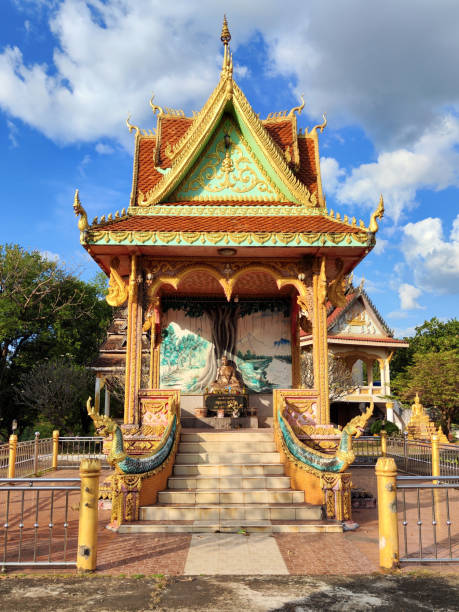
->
[0,574,458,611]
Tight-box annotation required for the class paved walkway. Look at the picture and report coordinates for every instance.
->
[184,533,288,575]
[1,467,458,576]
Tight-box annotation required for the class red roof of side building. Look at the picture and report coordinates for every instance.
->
[91,215,363,234]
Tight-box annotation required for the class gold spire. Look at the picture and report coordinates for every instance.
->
[220,15,233,83]
[221,15,231,45]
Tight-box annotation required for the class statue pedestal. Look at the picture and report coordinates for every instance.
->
[204,393,251,417]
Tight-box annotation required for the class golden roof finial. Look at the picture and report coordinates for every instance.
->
[220,15,233,83]
[221,15,231,46]
[369,194,384,233]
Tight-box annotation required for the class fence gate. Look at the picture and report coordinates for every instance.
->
[397,475,459,563]
[1,477,81,569]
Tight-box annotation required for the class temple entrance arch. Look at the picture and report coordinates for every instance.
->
[148,262,298,397]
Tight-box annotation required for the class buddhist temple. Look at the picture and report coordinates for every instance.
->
[78,18,400,532]
[300,280,409,427]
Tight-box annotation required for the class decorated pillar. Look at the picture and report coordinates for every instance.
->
[147,297,161,389]
[312,256,329,424]
[124,255,143,424]
[291,296,301,388]
[367,359,374,392]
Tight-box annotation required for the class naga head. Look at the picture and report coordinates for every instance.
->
[87,397,117,436]
[343,402,373,438]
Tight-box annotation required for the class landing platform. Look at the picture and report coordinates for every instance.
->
[181,415,259,429]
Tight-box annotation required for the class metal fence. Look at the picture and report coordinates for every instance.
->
[353,436,381,466]
[397,475,459,563]
[0,444,8,478]
[58,437,107,468]
[0,434,109,478]
[0,477,81,569]
[0,434,54,479]
[387,435,459,477]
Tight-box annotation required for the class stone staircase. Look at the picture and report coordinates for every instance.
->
[118,430,342,534]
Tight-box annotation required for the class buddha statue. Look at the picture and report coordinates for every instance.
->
[209,356,244,393]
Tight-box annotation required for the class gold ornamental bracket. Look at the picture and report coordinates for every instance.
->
[288,94,305,118]
[73,189,89,244]
[106,257,129,307]
[369,195,384,233]
[309,113,327,136]
[327,258,347,308]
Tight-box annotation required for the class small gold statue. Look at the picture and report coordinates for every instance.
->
[210,355,243,393]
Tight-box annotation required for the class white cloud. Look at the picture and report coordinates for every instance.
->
[320,156,345,196]
[398,283,423,310]
[401,215,459,294]
[234,64,250,79]
[40,249,59,262]
[6,119,19,147]
[95,143,114,155]
[1,1,459,150]
[321,116,459,222]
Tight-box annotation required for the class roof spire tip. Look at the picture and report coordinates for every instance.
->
[221,15,231,45]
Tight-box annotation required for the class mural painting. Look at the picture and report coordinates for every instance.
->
[159,302,291,393]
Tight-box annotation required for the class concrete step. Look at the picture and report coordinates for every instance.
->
[180,431,274,442]
[157,489,305,505]
[173,463,285,477]
[175,452,281,465]
[178,441,277,453]
[118,520,341,534]
[167,475,292,490]
[140,503,321,521]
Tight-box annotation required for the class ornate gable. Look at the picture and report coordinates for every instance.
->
[172,114,285,202]
[328,290,391,337]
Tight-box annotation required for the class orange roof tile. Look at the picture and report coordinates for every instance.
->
[296,137,318,195]
[264,120,295,152]
[136,138,163,198]
[94,215,363,233]
[157,116,194,169]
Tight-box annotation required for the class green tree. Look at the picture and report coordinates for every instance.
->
[391,317,459,377]
[392,350,459,437]
[0,244,111,440]
[16,357,95,437]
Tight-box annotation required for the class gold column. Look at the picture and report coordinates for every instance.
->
[375,457,399,569]
[149,297,161,389]
[77,459,100,572]
[52,430,59,470]
[8,434,17,479]
[291,297,301,388]
[124,255,142,424]
[312,256,329,424]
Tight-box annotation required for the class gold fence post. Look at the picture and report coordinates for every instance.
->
[375,457,399,569]
[431,431,440,484]
[8,434,18,479]
[380,429,387,457]
[77,459,100,572]
[52,430,59,470]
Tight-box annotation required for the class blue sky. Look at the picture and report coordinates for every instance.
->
[0,0,458,338]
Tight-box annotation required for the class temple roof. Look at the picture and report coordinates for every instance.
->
[75,18,383,258]
[300,283,409,348]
